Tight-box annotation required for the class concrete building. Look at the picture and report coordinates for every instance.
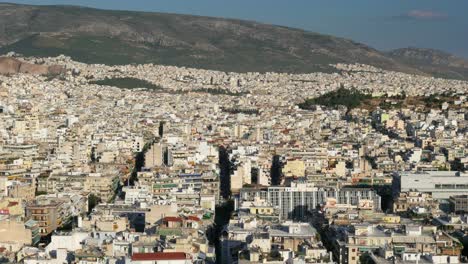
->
[240,184,381,220]
[0,219,34,251]
[144,143,164,168]
[394,171,468,200]
[130,252,192,264]
[7,181,35,201]
[45,231,89,255]
[449,195,468,214]
[84,173,119,202]
[26,199,64,236]
[282,159,305,178]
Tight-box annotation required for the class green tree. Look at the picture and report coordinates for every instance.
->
[299,88,371,110]
[88,194,101,213]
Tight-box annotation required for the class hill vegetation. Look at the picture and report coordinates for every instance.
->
[300,88,467,112]
[299,88,371,110]
[191,88,248,96]
[89,77,248,96]
[89,77,163,90]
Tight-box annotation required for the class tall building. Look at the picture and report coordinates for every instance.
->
[239,184,381,220]
[449,195,468,213]
[84,173,119,202]
[26,199,64,236]
[144,143,164,168]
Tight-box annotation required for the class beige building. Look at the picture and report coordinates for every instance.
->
[0,198,24,216]
[249,206,275,216]
[231,159,252,194]
[282,159,305,178]
[144,143,164,168]
[26,199,63,236]
[393,191,439,215]
[80,214,129,232]
[7,182,35,201]
[146,204,178,225]
[0,219,33,252]
[335,161,347,177]
[84,173,119,202]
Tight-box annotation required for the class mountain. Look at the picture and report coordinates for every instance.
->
[387,48,468,80]
[0,3,466,79]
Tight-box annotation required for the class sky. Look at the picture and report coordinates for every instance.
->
[2,0,468,58]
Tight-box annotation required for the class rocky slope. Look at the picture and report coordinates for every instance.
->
[388,48,468,80]
[0,56,64,75]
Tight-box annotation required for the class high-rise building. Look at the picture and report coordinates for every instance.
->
[26,199,64,236]
[239,184,381,220]
[144,143,164,168]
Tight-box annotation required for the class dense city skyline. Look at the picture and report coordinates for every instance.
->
[0,2,467,263]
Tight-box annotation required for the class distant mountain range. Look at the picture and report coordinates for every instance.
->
[387,48,468,80]
[0,3,467,79]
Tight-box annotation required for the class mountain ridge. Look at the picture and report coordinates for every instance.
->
[387,47,468,80]
[0,3,466,79]
[388,47,468,68]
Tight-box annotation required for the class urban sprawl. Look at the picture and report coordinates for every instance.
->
[0,55,467,264]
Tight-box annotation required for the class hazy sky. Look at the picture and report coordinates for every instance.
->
[2,0,468,58]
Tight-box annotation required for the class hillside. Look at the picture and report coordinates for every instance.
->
[0,3,466,79]
[387,48,468,80]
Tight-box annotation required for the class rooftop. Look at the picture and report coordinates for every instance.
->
[131,252,190,261]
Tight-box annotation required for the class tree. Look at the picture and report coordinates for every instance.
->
[88,194,101,213]
[158,121,165,138]
[299,88,371,110]
[90,146,97,162]
[251,167,259,185]
[451,158,465,172]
